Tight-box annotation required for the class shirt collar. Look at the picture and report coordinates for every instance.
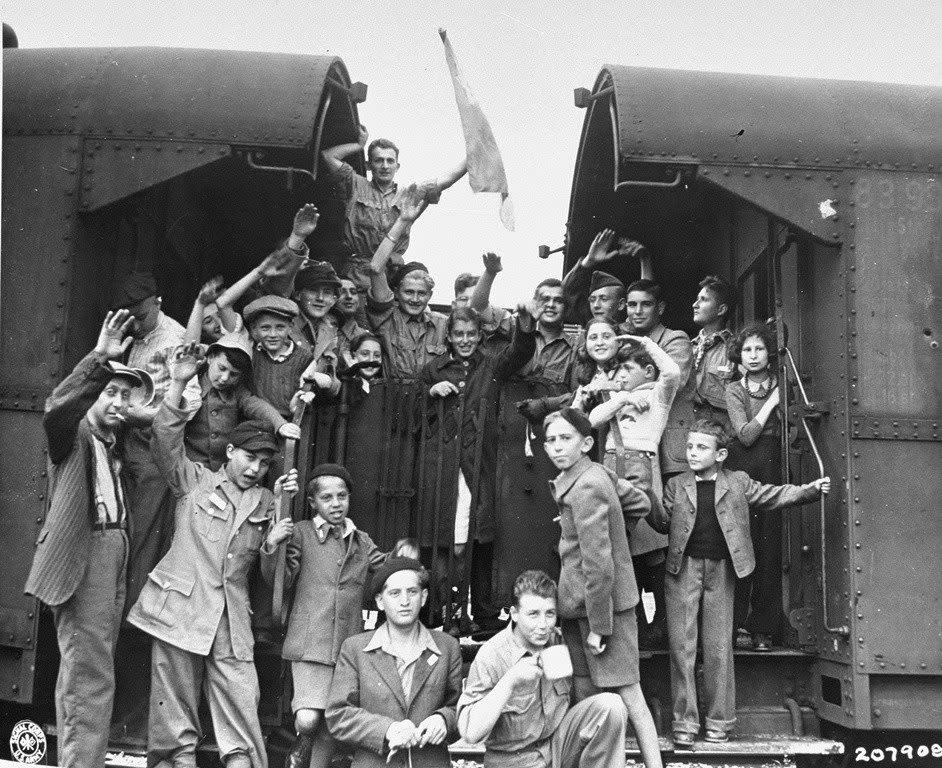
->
[551,454,594,497]
[363,621,440,657]
[312,514,355,538]
[256,339,295,362]
[695,471,719,482]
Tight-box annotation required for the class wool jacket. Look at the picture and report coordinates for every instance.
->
[652,468,822,578]
[326,627,462,768]
[647,324,695,474]
[262,518,387,663]
[127,400,276,660]
[25,351,132,606]
[550,456,651,635]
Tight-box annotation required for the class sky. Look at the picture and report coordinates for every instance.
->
[4,0,941,305]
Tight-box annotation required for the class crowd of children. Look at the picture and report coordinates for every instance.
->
[27,125,833,768]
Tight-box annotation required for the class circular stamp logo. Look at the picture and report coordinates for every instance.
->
[9,719,46,764]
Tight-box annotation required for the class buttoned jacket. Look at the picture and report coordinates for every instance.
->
[25,351,132,606]
[326,627,462,768]
[653,468,821,578]
[550,457,650,635]
[127,400,275,661]
[263,519,386,663]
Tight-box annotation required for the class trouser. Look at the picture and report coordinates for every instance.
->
[422,541,496,625]
[665,555,736,736]
[53,528,128,768]
[483,692,627,768]
[147,615,267,768]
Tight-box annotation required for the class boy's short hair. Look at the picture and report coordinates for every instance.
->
[728,322,778,367]
[625,278,663,303]
[367,138,399,161]
[512,570,558,607]
[349,331,382,355]
[615,344,660,379]
[543,407,592,438]
[689,418,730,449]
[454,272,479,295]
[446,306,482,336]
[699,275,734,313]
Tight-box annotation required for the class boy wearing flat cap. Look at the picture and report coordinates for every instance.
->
[264,463,417,768]
[326,558,462,768]
[127,343,299,768]
[290,261,343,394]
[24,310,152,768]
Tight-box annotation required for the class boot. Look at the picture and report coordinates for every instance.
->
[285,732,314,768]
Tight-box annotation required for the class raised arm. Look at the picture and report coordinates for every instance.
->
[321,125,369,175]
[367,185,428,305]
[469,252,501,314]
[458,655,542,745]
[434,158,468,192]
[44,311,135,464]
[154,343,205,495]
[493,302,538,381]
[185,277,223,343]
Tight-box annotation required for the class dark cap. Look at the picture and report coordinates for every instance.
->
[228,420,280,454]
[296,261,342,292]
[544,406,593,438]
[243,295,299,324]
[107,362,156,406]
[306,463,353,495]
[589,270,624,294]
[111,271,157,309]
[390,261,429,289]
[368,557,427,601]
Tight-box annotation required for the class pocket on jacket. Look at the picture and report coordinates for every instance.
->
[505,690,536,714]
[195,499,230,542]
[145,567,195,626]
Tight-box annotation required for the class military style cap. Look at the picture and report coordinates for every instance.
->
[111,271,157,309]
[208,332,254,370]
[228,420,279,454]
[589,270,625,294]
[390,261,429,289]
[243,295,300,324]
[368,557,427,600]
[295,261,342,291]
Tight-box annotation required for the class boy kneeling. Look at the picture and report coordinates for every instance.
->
[326,558,462,767]
[651,419,829,746]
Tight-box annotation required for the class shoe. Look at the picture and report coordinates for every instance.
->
[285,732,314,768]
[672,732,696,748]
[734,628,753,650]
[753,633,772,652]
[704,729,729,742]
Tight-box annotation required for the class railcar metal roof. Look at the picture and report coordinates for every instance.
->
[600,64,940,172]
[2,46,353,148]
[566,65,941,249]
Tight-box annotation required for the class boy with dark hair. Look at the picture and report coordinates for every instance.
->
[691,275,735,428]
[458,568,630,768]
[264,463,418,768]
[127,342,300,768]
[24,310,151,768]
[650,418,830,746]
[543,407,664,768]
[335,275,367,364]
[326,558,462,768]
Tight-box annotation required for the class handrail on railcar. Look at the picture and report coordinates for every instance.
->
[781,347,849,637]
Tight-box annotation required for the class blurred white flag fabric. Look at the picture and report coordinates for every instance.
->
[439,28,515,231]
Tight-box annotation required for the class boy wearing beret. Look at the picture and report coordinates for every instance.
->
[544,407,664,768]
[264,463,417,768]
[127,343,299,768]
[326,559,462,768]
